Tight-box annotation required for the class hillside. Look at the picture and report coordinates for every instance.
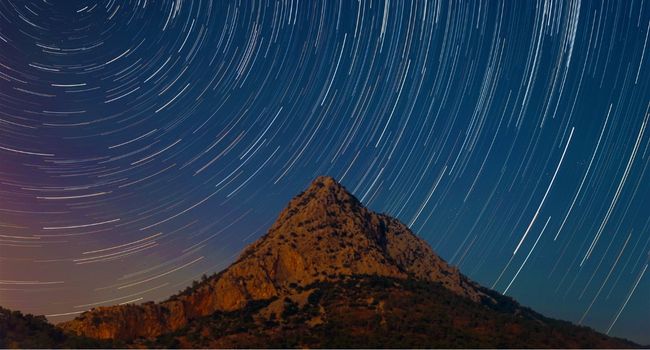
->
[0,307,115,349]
[136,275,637,348]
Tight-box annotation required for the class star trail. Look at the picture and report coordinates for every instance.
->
[0,0,649,344]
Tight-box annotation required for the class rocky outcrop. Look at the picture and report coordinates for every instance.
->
[59,176,488,340]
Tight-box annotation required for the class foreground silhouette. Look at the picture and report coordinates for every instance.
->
[1,177,640,348]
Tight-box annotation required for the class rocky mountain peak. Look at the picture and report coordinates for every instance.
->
[59,176,488,340]
[266,175,365,234]
[251,175,383,255]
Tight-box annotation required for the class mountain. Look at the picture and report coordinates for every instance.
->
[3,176,639,348]
[58,176,490,341]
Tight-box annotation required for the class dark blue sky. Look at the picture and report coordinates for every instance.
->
[0,0,648,344]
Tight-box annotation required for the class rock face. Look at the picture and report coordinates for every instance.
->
[59,176,488,340]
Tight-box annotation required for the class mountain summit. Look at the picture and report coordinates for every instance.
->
[59,176,486,340]
[233,175,487,302]
[53,176,638,348]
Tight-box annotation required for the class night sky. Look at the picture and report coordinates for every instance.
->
[0,0,649,344]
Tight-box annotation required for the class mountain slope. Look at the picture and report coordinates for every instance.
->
[136,276,638,348]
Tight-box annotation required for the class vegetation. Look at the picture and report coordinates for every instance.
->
[0,307,117,349]
[139,275,638,349]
